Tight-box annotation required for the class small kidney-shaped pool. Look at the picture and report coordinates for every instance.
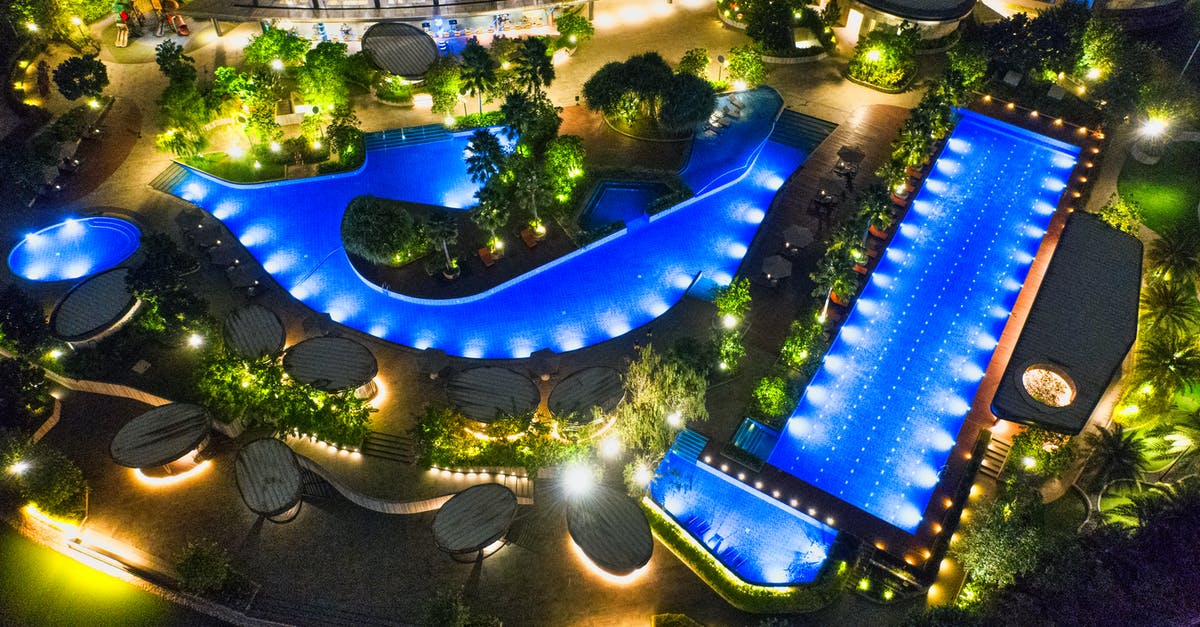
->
[8,216,141,282]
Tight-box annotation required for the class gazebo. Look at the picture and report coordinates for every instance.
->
[223,304,286,361]
[282,336,378,396]
[567,485,653,577]
[361,23,439,80]
[110,403,212,476]
[50,268,139,345]
[432,483,518,561]
[235,438,304,523]
[548,367,623,423]
[447,367,540,424]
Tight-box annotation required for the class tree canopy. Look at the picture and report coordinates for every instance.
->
[298,41,351,110]
[615,345,709,455]
[52,54,108,101]
[341,196,430,266]
[243,29,310,68]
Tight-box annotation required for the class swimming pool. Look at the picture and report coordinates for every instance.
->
[8,217,141,282]
[767,110,1080,533]
[578,180,671,232]
[164,88,826,358]
[650,450,835,585]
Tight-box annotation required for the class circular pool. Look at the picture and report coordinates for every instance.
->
[7,216,141,282]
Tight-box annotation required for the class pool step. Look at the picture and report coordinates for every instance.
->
[148,162,189,194]
[671,429,710,462]
[978,436,1012,481]
[360,430,417,463]
[364,124,451,151]
[770,110,838,153]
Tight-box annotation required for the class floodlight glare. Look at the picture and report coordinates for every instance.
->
[562,463,595,496]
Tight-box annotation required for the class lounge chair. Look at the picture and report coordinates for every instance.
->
[715,117,732,128]
[722,106,741,119]
[730,94,744,108]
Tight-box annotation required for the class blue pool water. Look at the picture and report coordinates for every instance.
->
[8,217,141,282]
[767,111,1081,533]
[579,181,670,231]
[650,450,836,585]
[165,88,818,358]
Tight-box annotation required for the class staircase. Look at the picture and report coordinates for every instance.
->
[978,436,1013,481]
[360,430,417,463]
[670,429,710,462]
[770,110,838,153]
[363,124,451,151]
[148,162,189,195]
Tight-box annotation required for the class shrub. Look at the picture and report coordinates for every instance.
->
[616,346,710,455]
[341,196,431,266]
[752,376,793,419]
[847,24,919,89]
[727,44,767,86]
[781,318,827,377]
[20,445,87,520]
[1097,194,1142,235]
[449,110,505,131]
[714,277,752,320]
[717,332,746,371]
[416,406,586,474]
[52,55,108,101]
[677,48,710,78]
[176,539,231,596]
[375,76,413,104]
[0,284,50,356]
[0,358,52,433]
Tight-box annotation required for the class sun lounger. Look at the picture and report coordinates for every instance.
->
[715,117,732,128]
[730,94,744,108]
[722,106,741,119]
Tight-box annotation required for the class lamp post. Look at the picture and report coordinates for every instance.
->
[717,54,725,82]
[70,16,85,39]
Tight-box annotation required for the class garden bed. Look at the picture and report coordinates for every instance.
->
[183,153,285,184]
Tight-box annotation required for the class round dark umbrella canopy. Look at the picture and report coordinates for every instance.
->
[763,255,792,280]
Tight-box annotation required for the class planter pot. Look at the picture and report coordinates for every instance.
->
[853,264,869,275]
[868,224,890,239]
[830,291,849,306]
[442,267,461,280]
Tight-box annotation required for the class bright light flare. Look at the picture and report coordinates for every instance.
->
[562,463,596,497]
[599,435,622,458]
[186,333,204,348]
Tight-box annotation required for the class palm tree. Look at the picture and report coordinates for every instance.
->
[510,154,547,229]
[471,188,509,250]
[1113,477,1200,527]
[1146,225,1200,284]
[514,37,554,94]
[459,42,498,117]
[465,129,506,185]
[1140,279,1200,337]
[1082,423,1146,491]
[1134,333,1200,401]
[425,211,459,273]
[810,248,859,318]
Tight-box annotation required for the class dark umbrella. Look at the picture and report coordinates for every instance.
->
[782,225,813,250]
[762,255,792,281]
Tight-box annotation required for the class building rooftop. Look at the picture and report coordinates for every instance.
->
[991,212,1142,434]
[858,0,977,21]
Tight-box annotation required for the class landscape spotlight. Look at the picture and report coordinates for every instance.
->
[9,461,29,475]
[271,59,284,71]
[721,313,738,329]
[633,465,652,487]
[187,333,204,348]
[562,462,595,497]
[865,48,882,62]
[1022,456,1036,469]
[666,410,683,428]
[1085,67,1101,80]
[1141,117,1168,138]
[599,435,621,458]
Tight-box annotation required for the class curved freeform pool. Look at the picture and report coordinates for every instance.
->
[162,88,829,358]
[8,217,141,282]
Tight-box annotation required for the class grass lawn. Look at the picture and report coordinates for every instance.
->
[184,152,286,183]
[1042,489,1088,535]
[1117,141,1200,234]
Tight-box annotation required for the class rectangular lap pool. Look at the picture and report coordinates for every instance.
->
[767,110,1081,533]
